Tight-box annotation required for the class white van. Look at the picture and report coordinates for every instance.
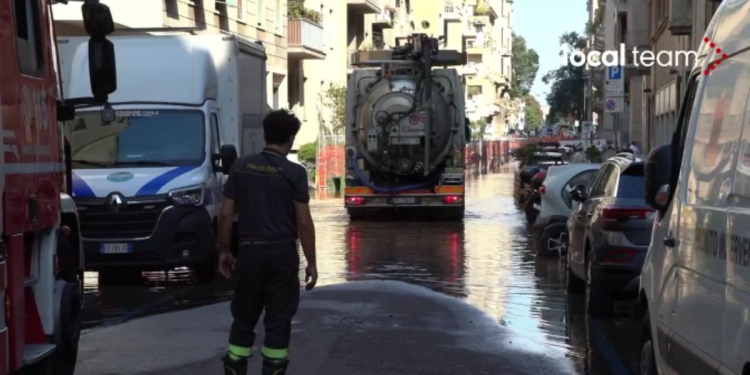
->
[638,1,750,374]
[57,34,266,279]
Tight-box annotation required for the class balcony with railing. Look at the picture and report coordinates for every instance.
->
[347,0,381,14]
[288,19,326,60]
[372,8,394,28]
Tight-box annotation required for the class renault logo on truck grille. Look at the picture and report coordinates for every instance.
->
[106,193,124,213]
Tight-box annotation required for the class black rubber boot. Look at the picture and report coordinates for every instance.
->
[223,355,248,375]
[261,358,289,375]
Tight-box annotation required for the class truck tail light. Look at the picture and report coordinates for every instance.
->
[345,196,365,205]
[442,195,463,204]
[603,249,637,263]
[539,185,546,195]
[602,206,653,223]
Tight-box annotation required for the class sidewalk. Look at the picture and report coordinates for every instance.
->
[76,281,579,375]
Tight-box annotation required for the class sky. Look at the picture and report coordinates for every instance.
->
[511,0,588,105]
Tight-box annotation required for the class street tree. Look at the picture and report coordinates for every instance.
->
[523,95,543,130]
[510,34,540,98]
[542,31,586,123]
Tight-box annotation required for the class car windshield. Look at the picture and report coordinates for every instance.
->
[617,165,646,199]
[69,109,205,169]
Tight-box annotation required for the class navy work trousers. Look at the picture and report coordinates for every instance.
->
[228,241,300,354]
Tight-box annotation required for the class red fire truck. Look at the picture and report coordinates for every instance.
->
[1,0,116,373]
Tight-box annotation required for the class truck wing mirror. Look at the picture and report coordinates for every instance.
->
[644,143,672,212]
[82,1,115,38]
[81,1,117,102]
[88,38,117,102]
[218,144,238,174]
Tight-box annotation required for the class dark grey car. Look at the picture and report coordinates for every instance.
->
[565,157,655,317]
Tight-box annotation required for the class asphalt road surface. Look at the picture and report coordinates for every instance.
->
[77,169,640,374]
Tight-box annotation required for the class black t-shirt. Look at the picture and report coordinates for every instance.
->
[222,148,310,242]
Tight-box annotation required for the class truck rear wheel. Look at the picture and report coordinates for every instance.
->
[54,281,82,375]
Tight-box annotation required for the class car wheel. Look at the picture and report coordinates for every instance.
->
[586,251,614,317]
[639,312,658,375]
[540,226,568,256]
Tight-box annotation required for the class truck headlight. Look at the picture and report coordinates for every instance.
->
[168,184,204,206]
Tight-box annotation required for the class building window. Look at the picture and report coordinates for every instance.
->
[257,0,264,27]
[468,85,482,96]
[13,0,44,76]
[467,53,482,63]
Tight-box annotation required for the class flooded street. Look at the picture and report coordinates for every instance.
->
[81,171,640,374]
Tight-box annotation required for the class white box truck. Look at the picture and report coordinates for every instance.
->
[57,34,267,279]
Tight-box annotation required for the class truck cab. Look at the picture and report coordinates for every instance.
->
[55,34,266,278]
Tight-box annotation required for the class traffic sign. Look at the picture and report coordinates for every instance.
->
[605,65,624,97]
[605,97,623,113]
[607,66,622,80]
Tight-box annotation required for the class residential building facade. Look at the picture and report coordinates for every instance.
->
[643,0,720,152]
[414,0,512,139]
[592,0,722,151]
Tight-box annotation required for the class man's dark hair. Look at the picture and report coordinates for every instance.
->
[263,110,301,145]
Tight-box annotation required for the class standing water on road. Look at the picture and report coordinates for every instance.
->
[82,171,638,374]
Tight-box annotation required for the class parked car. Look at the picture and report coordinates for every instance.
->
[514,152,567,205]
[565,156,654,317]
[638,6,750,374]
[532,163,601,256]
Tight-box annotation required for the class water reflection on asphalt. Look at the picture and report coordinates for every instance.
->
[82,170,639,374]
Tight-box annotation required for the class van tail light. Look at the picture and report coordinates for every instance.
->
[442,195,463,204]
[603,249,637,263]
[602,206,653,223]
[539,185,546,195]
[346,196,365,205]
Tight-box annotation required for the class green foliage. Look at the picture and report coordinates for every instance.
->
[509,34,540,98]
[585,145,602,162]
[511,143,542,167]
[288,0,322,24]
[298,142,317,166]
[468,120,486,141]
[474,1,492,15]
[323,85,346,135]
[523,95,543,130]
[542,31,586,124]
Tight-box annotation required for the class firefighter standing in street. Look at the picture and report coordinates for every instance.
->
[218,110,318,375]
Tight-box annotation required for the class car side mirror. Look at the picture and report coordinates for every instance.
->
[218,144,238,174]
[571,184,587,202]
[644,143,672,212]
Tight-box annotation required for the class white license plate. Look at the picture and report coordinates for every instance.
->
[391,197,417,204]
[100,243,131,254]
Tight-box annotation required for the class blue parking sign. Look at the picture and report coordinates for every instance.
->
[607,66,622,80]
